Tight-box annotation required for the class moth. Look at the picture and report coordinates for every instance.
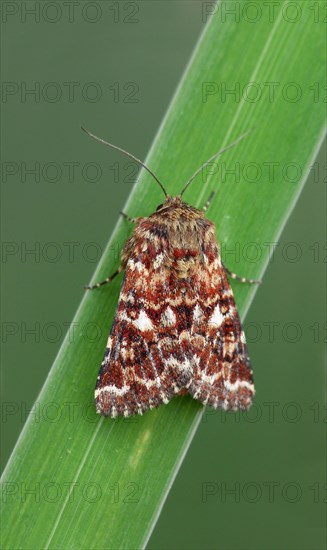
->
[82,127,261,418]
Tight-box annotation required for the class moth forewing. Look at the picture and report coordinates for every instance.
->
[95,196,254,417]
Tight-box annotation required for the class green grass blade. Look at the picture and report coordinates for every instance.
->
[1,3,325,549]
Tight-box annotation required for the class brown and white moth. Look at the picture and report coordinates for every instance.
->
[82,127,260,418]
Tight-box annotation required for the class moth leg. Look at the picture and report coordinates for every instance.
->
[84,265,123,290]
[224,264,262,284]
[120,211,136,224]
[201,191,216,213]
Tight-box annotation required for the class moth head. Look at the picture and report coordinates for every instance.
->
[156,195,184,211]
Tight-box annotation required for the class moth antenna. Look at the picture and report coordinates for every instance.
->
[179,128,256,197]
[81,126,167,197]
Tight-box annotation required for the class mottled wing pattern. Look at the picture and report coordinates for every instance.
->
[95,225,194,417]
[95,202,254,417]
[187,250,254,410]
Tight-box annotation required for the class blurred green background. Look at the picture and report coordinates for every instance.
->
[1,2,325,549]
